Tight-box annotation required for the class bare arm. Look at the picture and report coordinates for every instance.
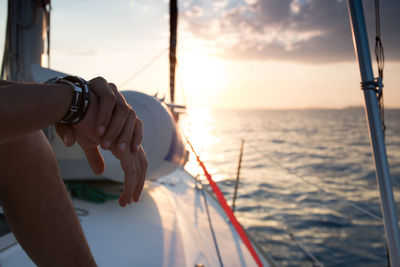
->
[0,82,71,143]
[0,79,18,86]
[0,78,147,206]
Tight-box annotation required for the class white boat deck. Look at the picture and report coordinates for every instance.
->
[0,168,271,266]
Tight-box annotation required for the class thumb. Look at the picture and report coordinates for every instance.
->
[55,123,76,147]
[82,146,105,175]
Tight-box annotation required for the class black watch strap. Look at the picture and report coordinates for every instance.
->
[45,76,91,124]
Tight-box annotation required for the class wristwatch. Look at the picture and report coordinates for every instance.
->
[45,76,91,124]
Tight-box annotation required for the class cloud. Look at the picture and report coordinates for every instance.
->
[181,0,400,63]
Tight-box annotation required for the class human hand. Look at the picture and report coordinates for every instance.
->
[57,76,144,167]
[57,124,147,206]
[55,92,104,174]
[55,86,148,206]
[89,77,143,157]
[118,146,147,206]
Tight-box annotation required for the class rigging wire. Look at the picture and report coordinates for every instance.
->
[186,137,265,267]
[374,0,385,133]
[118,48,168,89]
[287,231,324,267]
[244,141,382,221]
[207,130,383,222]
[190,133,383,255]
[180,1,387,265]
[181,117,382,223]
[374,2,389,266]
[194,175,225,267]
[185,114,385,264]
[193,134,379,265]
[181,125,323,266]
[224,173,325,267]
[375,0,384,79]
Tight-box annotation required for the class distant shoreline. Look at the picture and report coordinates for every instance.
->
[201,106,400,111]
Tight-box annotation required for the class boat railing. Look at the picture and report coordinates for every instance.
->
[185,132,391,266]
[193,133,383,221]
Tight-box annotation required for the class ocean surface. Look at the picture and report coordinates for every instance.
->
[180,108,400,267]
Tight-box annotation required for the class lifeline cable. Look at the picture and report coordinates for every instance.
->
[186,138,264,267]
[375,2,389,265]
[235,180,324,267]
[194,176,224,267]
[245,141,382,221]
[221,132,383,221]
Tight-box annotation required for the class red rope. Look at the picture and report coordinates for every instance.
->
[186,140,264,267]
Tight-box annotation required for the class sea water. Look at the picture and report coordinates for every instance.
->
[180,108,400,267]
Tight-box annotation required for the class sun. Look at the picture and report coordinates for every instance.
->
[177,48,225,100]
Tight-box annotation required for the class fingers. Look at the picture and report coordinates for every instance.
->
[87,77,144,159]
[119,154,137,207]
[100,90,134,152]
[133,147,148,202]
[113,110,136,159]
[118,146,148,207]
[55,123,76,147]
[131,119,143,153]
[119,173,136,207]
[82,146,105,175]
[80,77,149,204]
[89,77,116,136]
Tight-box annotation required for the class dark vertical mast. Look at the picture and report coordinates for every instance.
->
[169,0,178,104]
[347,1,400,265]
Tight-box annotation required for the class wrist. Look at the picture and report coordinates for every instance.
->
[45,76,91,124]
[43,83,73,123]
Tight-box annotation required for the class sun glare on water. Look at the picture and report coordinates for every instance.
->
[180,107,227,182]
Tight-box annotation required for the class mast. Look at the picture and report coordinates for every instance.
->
[347,1,400,265]
[169,0,178,104]
[1,0,50,82]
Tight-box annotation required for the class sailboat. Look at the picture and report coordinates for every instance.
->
[0,0,398,266]
[0,1,272,266]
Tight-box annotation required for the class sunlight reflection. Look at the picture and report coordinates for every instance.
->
[180,107,228,182]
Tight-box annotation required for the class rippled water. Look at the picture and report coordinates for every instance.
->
[180,108,400,267]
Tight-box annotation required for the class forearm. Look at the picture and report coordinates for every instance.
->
[0,82,72,143]
[0,79,18,86]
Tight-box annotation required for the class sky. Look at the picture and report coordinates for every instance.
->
[0,0,399,109]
